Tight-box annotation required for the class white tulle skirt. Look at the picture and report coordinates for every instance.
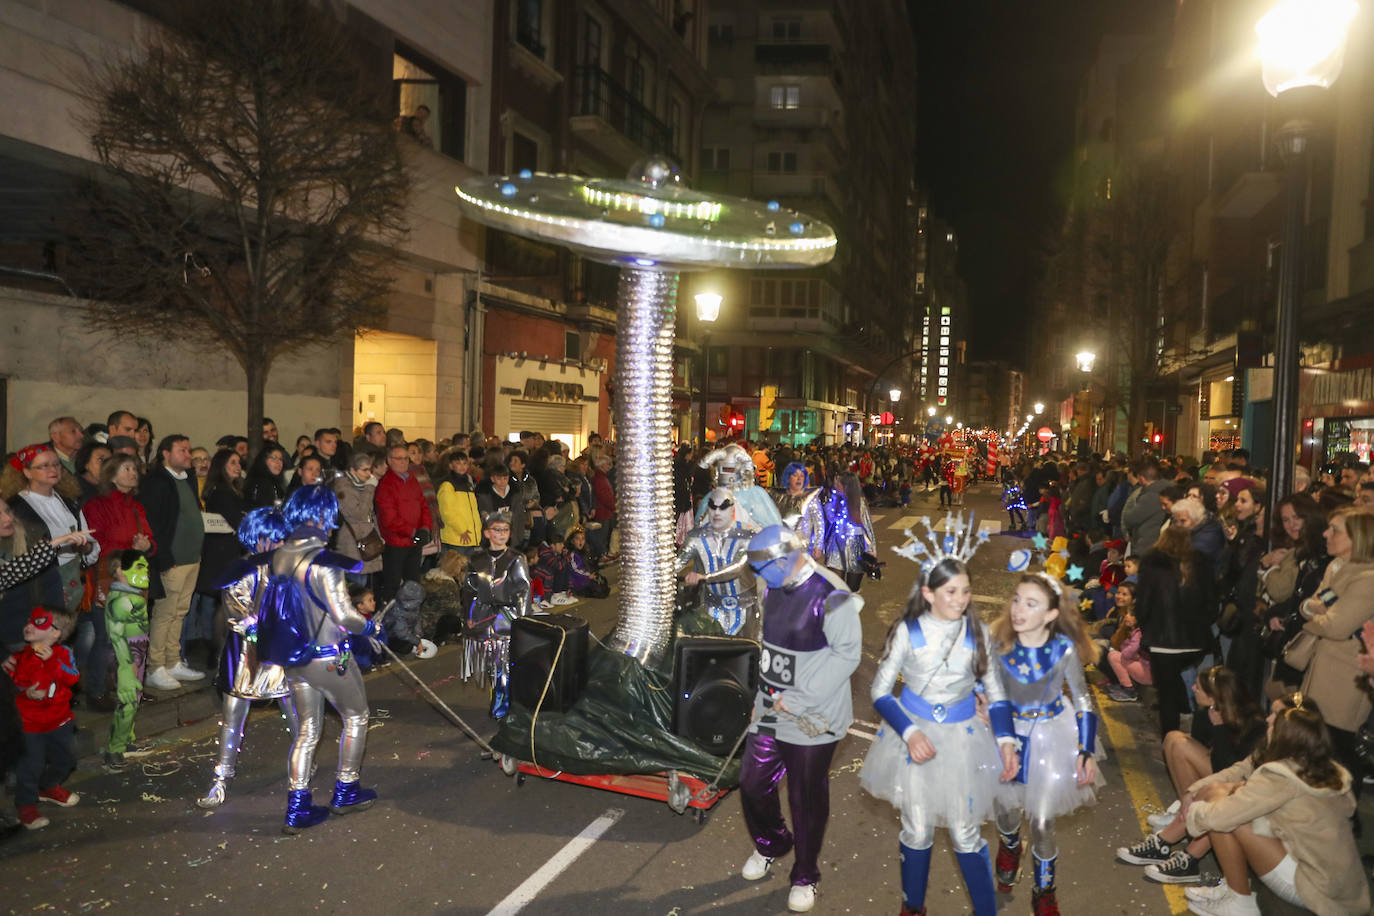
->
[859,714,1005,830]
[995,708,1103,821]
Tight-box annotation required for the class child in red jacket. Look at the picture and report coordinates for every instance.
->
[9,607,82,829]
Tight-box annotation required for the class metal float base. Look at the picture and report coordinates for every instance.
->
[498,756,729,823]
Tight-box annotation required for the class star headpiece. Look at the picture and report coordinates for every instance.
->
[891,510,991,575]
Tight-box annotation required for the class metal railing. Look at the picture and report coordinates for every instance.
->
[574,66,673,157]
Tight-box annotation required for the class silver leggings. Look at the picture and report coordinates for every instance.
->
[901,808,986,854]
[995,806,1057,860]
[211,693,300,779]
[285,658,370,790]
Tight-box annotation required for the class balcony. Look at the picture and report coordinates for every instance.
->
[755,42,835,79]
[570,66,674,169]
[750,171,844,215]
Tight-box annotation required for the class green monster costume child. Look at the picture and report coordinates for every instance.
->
[104,550,149,772]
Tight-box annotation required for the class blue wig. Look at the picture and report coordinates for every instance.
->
[237,507,288,551]
[782,462,810,488]
[283,484,339,531]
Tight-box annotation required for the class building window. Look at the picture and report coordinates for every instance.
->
[565,331,580,361]
[708,346,728,375]
[707,22,734,44]
[701,147,731,171]
[393,45,466,161]
[512,132,539,173]
[669,98,684,159]
[582,13,603,68]
[769,85,801,110]
[515,0,546,58]
[766,151,798,173]
[770,17,801,40]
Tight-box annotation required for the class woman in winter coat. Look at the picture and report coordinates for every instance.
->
[243,443,288,509]
[1290,506,1374,796]
[1135,525,1216,738]
[332,451,383,583]
[1217,483,1267,699]
[1183,699,1368,916]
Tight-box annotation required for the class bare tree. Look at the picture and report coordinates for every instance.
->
[67,0,408,446]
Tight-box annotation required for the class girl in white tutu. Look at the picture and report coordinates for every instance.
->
[861,556,1020,916]
[989,572,1102,916]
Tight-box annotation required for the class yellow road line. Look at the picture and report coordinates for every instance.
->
[1094,683,1189,914]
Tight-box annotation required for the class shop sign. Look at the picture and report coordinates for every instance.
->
[1310,367,1374,408]
[522,379,585,403]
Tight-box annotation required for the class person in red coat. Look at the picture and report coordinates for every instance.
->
[589,453,617,560]
[374,444,433,604]
[8,607,82,829]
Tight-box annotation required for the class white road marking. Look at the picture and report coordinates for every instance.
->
[979,519,1002,535]
[887,515,919,530]
[972,594,1004,604]
[485,807,625,915]
[846,728,876,742]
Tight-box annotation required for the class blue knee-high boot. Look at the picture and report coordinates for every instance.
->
[283,789,330,834]
[899,843,932,912]
[955,844,999,916]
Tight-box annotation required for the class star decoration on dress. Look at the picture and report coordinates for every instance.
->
[1031,533,1048,550]
[1067,564,1085,583]
[966,725,976,735]
[1017,662,1032,676]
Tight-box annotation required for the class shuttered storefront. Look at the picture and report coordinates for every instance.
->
[505,400,585,451]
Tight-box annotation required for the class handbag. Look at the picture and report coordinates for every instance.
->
[1281,629,1319,671]
[341,514,384,562]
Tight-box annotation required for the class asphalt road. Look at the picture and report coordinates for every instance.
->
[0,482,1357,914]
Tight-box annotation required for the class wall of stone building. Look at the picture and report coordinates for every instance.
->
[1,287,343,452]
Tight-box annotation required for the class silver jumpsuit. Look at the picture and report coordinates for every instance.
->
[676,523,759,639]
[271,534,373,791]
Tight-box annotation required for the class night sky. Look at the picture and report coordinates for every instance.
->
[911,0,1174,367]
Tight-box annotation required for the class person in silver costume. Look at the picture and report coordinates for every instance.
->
[771,461,825,560]
[256,484,378,834]
[820,474,878,591]
[676,488,760,639]
[196,507,300,810]
[697,444,782,531]
[461,509,533,718]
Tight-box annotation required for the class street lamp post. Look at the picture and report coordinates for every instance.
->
[1256,0,1356,522]
[694,292,721,448]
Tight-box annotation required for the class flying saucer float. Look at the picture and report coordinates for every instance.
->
[456,160,836,809]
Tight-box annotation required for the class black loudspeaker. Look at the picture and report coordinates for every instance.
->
[671,637,760,755]
[510,614,589,713]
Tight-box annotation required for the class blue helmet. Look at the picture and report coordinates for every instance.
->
[747,524,805,588]
[283,484,339,531]
[237,507,288,551]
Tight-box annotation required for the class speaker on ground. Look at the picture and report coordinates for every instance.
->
[510,613,589,713]
[671,636,760,755]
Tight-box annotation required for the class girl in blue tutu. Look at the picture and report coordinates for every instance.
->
[861,556,1020,915]
[989,572,1103,915]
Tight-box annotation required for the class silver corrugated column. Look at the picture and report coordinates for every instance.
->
[606,267,679,666]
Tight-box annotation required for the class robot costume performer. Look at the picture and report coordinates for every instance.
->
[675,487,759,639]
[770,462,825,560]
[738,526,862,909]
[860,564,1017,915]
[461,509,533,719]
[255,485,378,834]
[697,444,782,531]
[991,593,1102,913]
[196,508,301,810]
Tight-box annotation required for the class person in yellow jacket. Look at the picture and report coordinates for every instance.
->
[436,449,482,556]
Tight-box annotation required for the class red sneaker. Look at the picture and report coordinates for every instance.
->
[995,839,1022,892]
[18,805,49,830]
[38,785,80,807]
[899,907,926,916]
[1032,888,1060,916]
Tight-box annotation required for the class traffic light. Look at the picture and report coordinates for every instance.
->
[758,385,777,432]
[1143,421,1155,444]
[1073,395,1092,436]
[718,404,732,427]
[1152,431,1163,445]
[728,410,745,432]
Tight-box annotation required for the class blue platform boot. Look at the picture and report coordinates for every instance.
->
[283,789,330,834]
[329,780,377,815]
[1031,855,1059,915]
[955,844,999,916]
[898,843,932,915]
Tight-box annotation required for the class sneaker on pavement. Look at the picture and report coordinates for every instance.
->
[1147,800,1182,831]
[1186,883,1260,916]
[146,667,182,691]
[102,751,128,773]
[551,592,577,606]
[38,785,79,807]
[168,661,206,681]
[1186,880,1240,903]
[741,850,774,881]
[1116,832,1172,866]
[787,884,817,913]
[18,805,49,830]
[538,599,553,610]
[1106,685,1139,702]
[1145,850,1201,884]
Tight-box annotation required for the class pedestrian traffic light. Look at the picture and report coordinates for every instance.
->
[1143,421,1155,443]
[718,404,732,427]
[728,410,745,432]
[1152,431,1163,445]
[758,385,777,432]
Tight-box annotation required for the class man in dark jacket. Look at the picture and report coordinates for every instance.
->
[139,435,205,691]
[1121,459,1169,554]
[1064,461,1097,536]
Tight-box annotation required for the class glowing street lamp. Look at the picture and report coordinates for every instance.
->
[889,388,902,403]
[944,415,953,425]
[1256,0,1357,530]
[1033,402,1045,415]
[1076,350,1097,373]
[694,292,722,447]
[927,406,936,417]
